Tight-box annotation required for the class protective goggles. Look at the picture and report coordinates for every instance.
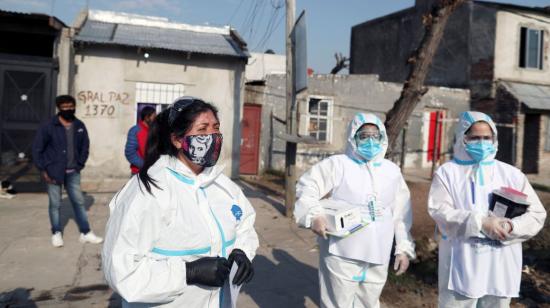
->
[168,97,199,127]
[464,134,495,145]
[355,130,383,142]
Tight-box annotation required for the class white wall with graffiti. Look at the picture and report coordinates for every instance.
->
[72,45,246,180]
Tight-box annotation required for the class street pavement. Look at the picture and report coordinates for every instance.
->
[0,179,323,308]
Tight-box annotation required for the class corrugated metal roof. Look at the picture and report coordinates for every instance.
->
[502,81,550,111]
[0,9,67,29]
[74,20,249,59]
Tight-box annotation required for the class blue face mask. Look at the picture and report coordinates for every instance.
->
[465,140,496,162]
[357,138,382,161]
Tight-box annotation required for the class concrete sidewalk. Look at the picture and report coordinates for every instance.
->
[0,180,322,307]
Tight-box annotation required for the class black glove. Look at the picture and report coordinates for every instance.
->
[186,257,230,287]
[228,249,254,285]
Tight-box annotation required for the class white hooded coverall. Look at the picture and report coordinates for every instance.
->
[428,111,546,307]
[102,155,259,307]
[294,113,416,308]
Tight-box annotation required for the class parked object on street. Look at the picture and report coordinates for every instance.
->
[428,111,547,307]
[102,97,259,307]
[32,95,103,248]
[294,112,416,308]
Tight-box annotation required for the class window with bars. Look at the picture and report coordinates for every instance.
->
[307,97,332,142]
[135,82,185,105]
[135,82,185,122]
[519,27,544,70]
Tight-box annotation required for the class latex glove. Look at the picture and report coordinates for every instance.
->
[393,254,409,276]
[228,249,254,285]
[186,257,230,287]
[481,215,512,241]
[311,215,328,239]
[503,220,513,234]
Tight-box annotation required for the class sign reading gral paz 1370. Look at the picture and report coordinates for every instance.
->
[77,90,131,118]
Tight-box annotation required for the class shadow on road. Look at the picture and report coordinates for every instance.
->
[238,179,286,215]
[243,248,319,308]
[59,193,95,232]
[0,288,38,307]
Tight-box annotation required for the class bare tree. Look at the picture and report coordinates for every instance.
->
[384,0,468,153]
[330,52,349,74]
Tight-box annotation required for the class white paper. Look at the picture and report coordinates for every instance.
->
[492,201,508,217]
[223,263,241,308]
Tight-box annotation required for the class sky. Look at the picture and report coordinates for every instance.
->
[0,0,548,73]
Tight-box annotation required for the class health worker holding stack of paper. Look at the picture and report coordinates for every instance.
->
[428,111,547,308]
[294,112,416,308]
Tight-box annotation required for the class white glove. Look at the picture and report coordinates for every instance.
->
[481,215,512,241]
[393,254,409,276]
[311,215,328,239]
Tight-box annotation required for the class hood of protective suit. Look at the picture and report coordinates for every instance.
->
[345,113,388,164]
[453,111,498,163]
[151,155,225,188]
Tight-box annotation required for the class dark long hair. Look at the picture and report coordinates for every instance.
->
[138,97,219,194]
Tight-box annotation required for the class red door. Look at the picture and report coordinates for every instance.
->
[427,111,444,162]
[239,104,262,174]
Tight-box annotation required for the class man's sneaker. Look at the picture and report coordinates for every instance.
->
[52,232,63,247]
[79,232,103,244]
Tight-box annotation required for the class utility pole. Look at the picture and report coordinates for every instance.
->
[284,0,296,217]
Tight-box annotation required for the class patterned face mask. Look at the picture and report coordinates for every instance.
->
[179,133,223,167]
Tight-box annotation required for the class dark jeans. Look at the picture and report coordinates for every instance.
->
[47,171,90,234]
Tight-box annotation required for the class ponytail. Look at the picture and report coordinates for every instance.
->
[138,98,219,194]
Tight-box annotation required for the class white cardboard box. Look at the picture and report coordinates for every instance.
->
[320,199,362,232]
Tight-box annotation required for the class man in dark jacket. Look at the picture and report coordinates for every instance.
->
[32,95,103,247]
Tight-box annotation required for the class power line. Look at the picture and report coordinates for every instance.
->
[240,0,260,35]
[252,0,284,51]
[254,8,285,51]
[254,8,279,49]
[247,0,268,44]
[227,0,246,25]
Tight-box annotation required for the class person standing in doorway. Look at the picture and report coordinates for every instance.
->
[125,106,157,175]
[32,95,103,247]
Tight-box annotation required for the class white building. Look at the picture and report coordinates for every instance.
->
[59,10,249,181]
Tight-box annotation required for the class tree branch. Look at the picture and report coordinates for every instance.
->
[384,0,468,154]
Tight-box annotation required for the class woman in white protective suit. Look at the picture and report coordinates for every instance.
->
[429,111,546,307]
[294,112,416,308]
[102,97,259,307]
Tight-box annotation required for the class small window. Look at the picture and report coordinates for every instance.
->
[135,82,184,123]
[545,116,550,152]
[307,97,332,142]
[519,27,544,70]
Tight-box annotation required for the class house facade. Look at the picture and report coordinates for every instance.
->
[350,0,550,174]
[244,73,470,176]
[0,10,66,190]
[66,10,249,181]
